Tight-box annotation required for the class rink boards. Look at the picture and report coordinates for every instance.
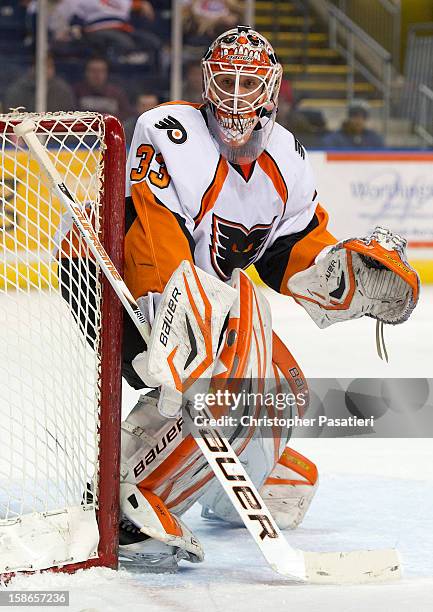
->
[1,149,433,288]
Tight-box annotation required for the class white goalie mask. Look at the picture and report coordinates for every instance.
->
[202,26,282,164]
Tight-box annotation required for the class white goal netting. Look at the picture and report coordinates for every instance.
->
[0,112,111,573]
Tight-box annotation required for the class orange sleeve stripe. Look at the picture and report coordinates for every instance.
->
[124,181,194,298]
[257,150,288,209]
[157,100,203,109]
[194,156,229,228]
[280,203,337,295]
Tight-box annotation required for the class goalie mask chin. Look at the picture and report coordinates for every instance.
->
[205,103,277,164]
[202,26,282,164]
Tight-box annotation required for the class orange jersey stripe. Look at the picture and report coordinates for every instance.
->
[257,150,288,210]
[125,181,194,298]
[194,156,229,228]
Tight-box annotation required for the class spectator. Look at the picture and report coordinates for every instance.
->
[276,78,294,128]
[4,53,75,113]
[283,105,329,149]
[131,0,170,43]
[183,0,241,42]
[48,0,160,64]
[124,92,159,146]
[322,100,384,149]
[183,61,203,104]
[74,57,132,121]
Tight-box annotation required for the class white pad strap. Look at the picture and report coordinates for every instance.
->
[121,421,158,446]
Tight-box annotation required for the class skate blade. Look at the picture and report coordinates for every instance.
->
[119,554,179,574]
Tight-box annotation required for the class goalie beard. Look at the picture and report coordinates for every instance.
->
[206,104,277,165]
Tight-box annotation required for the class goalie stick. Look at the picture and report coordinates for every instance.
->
[14,119,401,584]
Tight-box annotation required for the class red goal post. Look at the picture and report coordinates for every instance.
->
[0,111,125,577]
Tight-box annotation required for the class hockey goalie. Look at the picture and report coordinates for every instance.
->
[108,27,419,571]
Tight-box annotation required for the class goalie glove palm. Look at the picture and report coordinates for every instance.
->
[288,226,420,329]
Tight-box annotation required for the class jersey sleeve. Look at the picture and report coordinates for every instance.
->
[255,151,337,295]
[125,113,196,300]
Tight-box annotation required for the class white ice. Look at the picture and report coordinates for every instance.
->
[5,286,433,612]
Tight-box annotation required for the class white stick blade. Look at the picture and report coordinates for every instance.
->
[304,548,401,584]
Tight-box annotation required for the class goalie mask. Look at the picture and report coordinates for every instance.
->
[202,26,282,164]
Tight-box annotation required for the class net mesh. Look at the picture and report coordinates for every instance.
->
[0,112,105,523]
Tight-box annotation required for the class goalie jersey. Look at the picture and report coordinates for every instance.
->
[125,102,337,300]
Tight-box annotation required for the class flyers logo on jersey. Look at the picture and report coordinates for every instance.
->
[210,214,276,280]
[154,115,187,144]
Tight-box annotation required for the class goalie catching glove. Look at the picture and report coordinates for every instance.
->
[288,227,420,360]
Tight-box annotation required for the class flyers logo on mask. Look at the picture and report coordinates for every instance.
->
[154,115,188,144]
[210,213,276,280]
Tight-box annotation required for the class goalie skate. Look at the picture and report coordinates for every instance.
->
[118,518,194,573]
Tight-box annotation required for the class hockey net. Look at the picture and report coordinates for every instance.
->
[0,112,125,576]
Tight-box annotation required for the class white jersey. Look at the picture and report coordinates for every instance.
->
[49,0,132,33]
[124,102,336,299]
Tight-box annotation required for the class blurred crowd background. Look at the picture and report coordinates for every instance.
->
[0,0,432,150]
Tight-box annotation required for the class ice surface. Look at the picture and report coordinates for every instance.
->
[4,287,433,611]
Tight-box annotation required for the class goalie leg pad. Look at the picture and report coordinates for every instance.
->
[123,269,312,530]
[199,435,278,525]
[260,447,319,530]
[121,392,184,485]
[200,445,318,529]
[131,260,237,417]
[200,273,312,527]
